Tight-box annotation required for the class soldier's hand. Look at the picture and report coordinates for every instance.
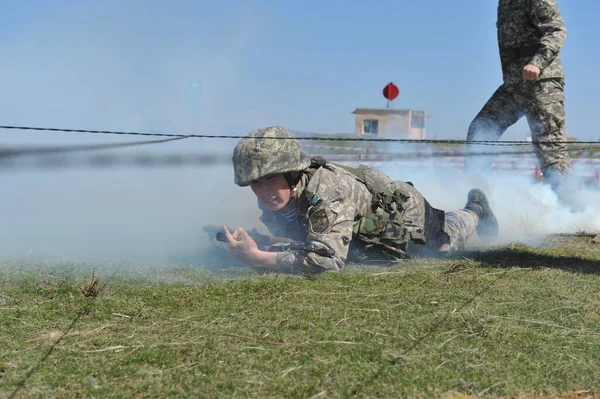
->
[221,225,259,264]
[522,64,541,82]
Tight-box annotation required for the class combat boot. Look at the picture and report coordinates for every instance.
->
[464,189,499,237]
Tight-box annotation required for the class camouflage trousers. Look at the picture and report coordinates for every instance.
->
[443,210,479,251]
[347,182,481,262]
[392,182,480,257]
[464,79,571,176]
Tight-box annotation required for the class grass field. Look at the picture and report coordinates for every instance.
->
[1,234,600,398]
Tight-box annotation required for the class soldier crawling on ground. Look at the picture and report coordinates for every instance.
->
[220,126,499,275]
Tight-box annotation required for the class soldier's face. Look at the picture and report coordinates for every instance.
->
[250,175,292,212]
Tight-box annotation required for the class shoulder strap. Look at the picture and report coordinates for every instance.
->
[310,158,394,207]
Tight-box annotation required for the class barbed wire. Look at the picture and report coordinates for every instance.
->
[0,125,186,138]
[1,147,600,172]
[1,141,599,167]
[0,153,230,169]
[0,124,598,171]
[2,124,600,146]
[318,145,600,160]
[0,136,189,158]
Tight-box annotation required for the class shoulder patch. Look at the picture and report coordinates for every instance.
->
[306,199,342,235]
[310,195,320,206]
[308,207,330,234]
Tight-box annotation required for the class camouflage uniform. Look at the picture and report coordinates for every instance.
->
[258,163,481,274]
[233,127,490,275]
[465,0,570,177]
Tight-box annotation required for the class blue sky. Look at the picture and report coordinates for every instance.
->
[0,0,598,141]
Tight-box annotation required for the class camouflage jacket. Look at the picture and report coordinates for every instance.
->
[258,164,372,274]
[497,0,566,84]
[257,163,447,274]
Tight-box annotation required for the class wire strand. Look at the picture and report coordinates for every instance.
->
[2,124,600,145]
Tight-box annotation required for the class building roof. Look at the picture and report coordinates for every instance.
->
[352,108,425,116]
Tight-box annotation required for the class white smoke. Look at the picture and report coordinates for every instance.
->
[379,160,600,247]
[0,2,271,264]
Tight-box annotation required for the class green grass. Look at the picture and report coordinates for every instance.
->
[1,235,600,398]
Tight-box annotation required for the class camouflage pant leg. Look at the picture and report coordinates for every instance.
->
[515,79,571,174]
[394,181,456,257]
[443,209,479,251]
[393,182,450,243]
[393,181,427,240]
[464,85,523,171]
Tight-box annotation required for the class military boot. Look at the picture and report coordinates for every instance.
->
[464,189,498,237]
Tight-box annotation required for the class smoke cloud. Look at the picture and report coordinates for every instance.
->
[0,1,271,264]
[379,152,600,248]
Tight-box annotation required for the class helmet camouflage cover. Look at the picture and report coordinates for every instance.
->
[232,126,312,186]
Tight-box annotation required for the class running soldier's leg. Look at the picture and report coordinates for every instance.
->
[465,85,523,171]
[520,79,571,184]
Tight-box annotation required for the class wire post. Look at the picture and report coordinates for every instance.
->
[534,165,542,183]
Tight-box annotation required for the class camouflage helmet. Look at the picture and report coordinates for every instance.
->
[232,126,312,187]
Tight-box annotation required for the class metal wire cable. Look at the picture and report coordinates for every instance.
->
[0,136,189,158]
[1,144,598,171]
[2,124,600,146]
[319,145,600,160]
[0,153,230,169]
[0,124,598,171]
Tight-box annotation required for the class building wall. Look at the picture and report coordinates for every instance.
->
[354,113,410,139]
[408,127,426,139]
[354,110,426,139]
[409,112,426,140]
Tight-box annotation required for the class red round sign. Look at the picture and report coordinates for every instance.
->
[383,82,399,101]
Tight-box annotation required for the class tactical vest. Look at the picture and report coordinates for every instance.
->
[306,157,423,256]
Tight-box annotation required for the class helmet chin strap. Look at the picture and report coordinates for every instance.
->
[284,172,295,188]
[284,172,301,190]
[283,173,300,203]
